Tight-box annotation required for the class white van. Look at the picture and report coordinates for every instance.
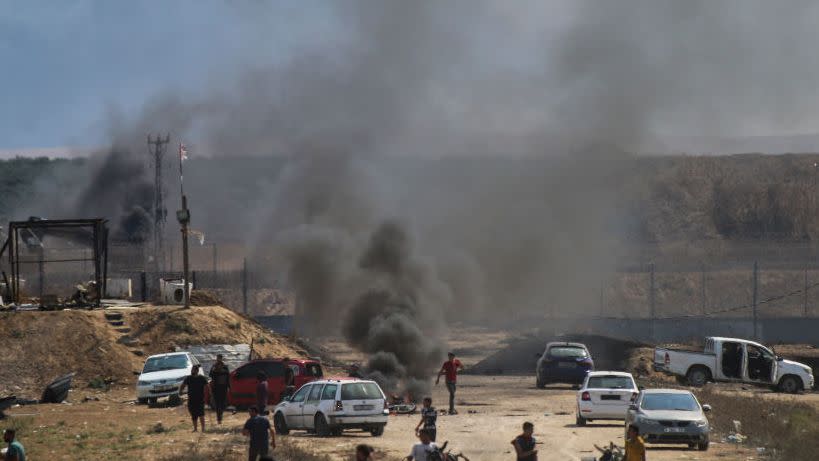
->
[273,379,389,436]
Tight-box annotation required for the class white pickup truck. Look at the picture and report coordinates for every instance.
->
[654,337,814,394]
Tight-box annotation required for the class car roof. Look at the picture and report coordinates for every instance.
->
[146,352,189,360]
[586,371,634,378]
[546,342,587,349]
[306,378,377,385]
[640,388,694,395]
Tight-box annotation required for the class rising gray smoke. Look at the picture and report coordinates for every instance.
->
[15,1,819,393]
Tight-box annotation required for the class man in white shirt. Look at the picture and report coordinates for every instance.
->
[406,428,438,461]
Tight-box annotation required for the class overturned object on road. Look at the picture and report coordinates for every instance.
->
[41,372,75,403]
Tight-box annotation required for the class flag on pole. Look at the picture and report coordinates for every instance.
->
[179,143,189,162]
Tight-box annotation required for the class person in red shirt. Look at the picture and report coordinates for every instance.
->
[436,352,463,414]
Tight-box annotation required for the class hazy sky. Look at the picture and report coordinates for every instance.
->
[0,1,335,150]
[5,1,819,154]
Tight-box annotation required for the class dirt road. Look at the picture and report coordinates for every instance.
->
[287,375,754,461]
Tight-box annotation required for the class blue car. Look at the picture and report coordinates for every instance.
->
[536,342,594,388]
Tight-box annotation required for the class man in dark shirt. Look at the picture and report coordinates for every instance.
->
[511,422,537,461]
[243,406,276,461]
[414,397,438,441]
[209,354,231,424]
[256,372,269,415]
[180,364,209,432]
[435,352,463,414]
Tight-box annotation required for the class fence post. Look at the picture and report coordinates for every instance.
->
[752,261,759,340]
[649,262,656,342]
[242,257,248,315]
[140,271,147,302]
[700,263,707,316]
[804,265,809,317]
[212,244,218,284]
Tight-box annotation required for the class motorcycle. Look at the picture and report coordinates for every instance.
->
[428,441,470,461]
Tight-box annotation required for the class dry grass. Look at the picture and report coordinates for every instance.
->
[695,387,819,460]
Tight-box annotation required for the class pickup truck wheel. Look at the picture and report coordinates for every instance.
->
[778,375,801,394]
[697,440,709,451]
[168,394,181,406]
[315,414,331,437]
[686,367,709,387]
[575,415,587,426]
[147,397,157,405]
[369,424,385,437]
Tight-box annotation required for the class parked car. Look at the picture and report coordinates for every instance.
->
[536,342,594,388]
[575,371,639,426]
[654,336,814,393]
[625,389,711,451]
[272,378,389,437]
[136,352,201,405]
[205,358,323,408]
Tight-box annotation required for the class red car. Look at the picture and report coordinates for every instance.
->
[205,358,323,408]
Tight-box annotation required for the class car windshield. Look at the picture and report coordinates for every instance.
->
[587,376,634,389]
[641,393,699,411]
[341,382,382,400]
[549,346,587,358]
[143,355,189,373]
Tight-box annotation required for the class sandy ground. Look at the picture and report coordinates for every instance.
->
[283,375,756,461]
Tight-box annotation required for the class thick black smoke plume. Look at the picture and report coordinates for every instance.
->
[342,222,446,396]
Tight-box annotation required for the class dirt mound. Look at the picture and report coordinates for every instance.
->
[189,289,223,306]
[0,305,307,398]
[466,334,648,376]
[123,305,307,359]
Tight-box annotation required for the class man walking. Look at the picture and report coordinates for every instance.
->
[209,354,231,424]
[435,352,463,414]
[414,397,438,441]
[624,425,646,461]
[180,364,209,432]
[243,406,276,461]
[511,422,537,461]
[255,372,269,415]
[3,429,25,461]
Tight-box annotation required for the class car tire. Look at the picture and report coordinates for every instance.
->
[315,414,331,437]
[576,415,587,426]
[137,397,148,405]
[697,440,709,451]
[331,428,343,436]
[168,394,182,406]
[686,366,710,387]
[148,397,157,405]
[274,412,290,435]
[370,424,385,437]
[778,375,801,394]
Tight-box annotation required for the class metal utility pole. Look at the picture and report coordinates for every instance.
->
[176,142,191,309]
[147,134,169,274]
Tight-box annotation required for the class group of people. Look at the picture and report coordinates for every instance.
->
[1,350,647,461]
[176,354,275,460]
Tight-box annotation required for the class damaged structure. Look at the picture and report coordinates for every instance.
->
[0,218,109,308]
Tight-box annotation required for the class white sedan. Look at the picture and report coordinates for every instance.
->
[576,371,639,426]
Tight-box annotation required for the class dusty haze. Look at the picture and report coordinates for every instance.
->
[13,1,819,393]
